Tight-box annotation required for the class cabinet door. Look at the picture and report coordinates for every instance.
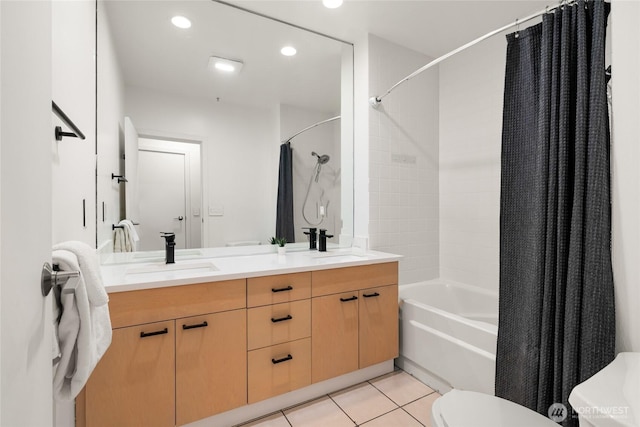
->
[248,338,311,403]
[311,292,359,383]
[176,309,247,426]
[84,321,175,427]
[359,285,399,368]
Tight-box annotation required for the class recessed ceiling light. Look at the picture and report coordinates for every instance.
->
[208,56,244,74]
[322,0,343,9]
[171,16,191,29]
[281,46,297,57]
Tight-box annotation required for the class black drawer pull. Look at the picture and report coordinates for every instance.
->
[140,328,168,338]
[271,315,293,323]
[272,285,293,293]
[182,321,208,330]
[363,292,380,298]
[340,296,358,302]
[272,354,293,364]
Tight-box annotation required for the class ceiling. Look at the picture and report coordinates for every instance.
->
[104,1,550,113]
[230,0,550,57]
[103,0,346,113]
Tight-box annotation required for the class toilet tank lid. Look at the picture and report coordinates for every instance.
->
[569,352,639,427]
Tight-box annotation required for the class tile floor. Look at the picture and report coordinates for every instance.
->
[237,370,441,427]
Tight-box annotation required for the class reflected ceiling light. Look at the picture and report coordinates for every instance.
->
[208,56,244,74]
[281,46,297,57]
[322,0,343,8]
[171,15,191,29]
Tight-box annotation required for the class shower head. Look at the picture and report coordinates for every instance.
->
[311,151,330,164]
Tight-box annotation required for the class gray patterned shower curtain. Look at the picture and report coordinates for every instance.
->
[496,1,614,425]
[276,142,295,242]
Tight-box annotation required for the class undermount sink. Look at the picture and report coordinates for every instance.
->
[132,249,203,260]
[309,252,368,263]
[310,251,367,259]
[126,261,218,276]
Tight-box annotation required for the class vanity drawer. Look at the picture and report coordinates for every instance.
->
[108,280,246,329]
[247,299,311,350]
[247,272,311,307]
[247,338,311,403]
[311,262,398,297]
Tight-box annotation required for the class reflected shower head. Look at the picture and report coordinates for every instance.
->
[312,151,330,164]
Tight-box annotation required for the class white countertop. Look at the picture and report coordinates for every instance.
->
[101,248,402,293]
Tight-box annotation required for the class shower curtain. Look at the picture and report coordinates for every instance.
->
[496,1,614,425]
[276,142,295,242]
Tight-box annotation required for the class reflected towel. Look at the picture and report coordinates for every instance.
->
[119,219,140,252]
[113,227,126,253]
[52,242,112,401]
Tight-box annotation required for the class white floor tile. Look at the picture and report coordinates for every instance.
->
[284,396,355,427]
[330,382,398,425]
[370,370,435,406]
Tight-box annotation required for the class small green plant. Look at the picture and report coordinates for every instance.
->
[270,237,287,247]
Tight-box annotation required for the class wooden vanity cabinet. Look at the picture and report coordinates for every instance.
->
[84,320,175,427]
[78,280,246,427]
[246,272,312,403]
[311,263,399,384]
[79,262,398,426]
[176,309,247,426]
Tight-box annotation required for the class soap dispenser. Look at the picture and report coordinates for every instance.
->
[303,227,318,250]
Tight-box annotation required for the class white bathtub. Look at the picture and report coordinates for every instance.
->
[396,279,498,395]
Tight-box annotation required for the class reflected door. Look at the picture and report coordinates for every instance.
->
[138,149,187,251]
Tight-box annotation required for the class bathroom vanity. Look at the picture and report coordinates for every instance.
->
[76,250,400,427]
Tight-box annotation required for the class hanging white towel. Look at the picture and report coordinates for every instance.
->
[52,241,112,401]
[113,227,126,253]
[119,219,140,252]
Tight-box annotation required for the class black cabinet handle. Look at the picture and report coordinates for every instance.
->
[271,315,293,323]
[272,285,293,293]
[272,354,293,364]
[182,321,208,330]
[363,292,380,298]
[340,296,358,302]
[140,328,168,338]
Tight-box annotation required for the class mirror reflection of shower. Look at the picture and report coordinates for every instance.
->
[303,152,331,226]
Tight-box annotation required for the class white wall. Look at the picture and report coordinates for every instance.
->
[281,104,341,243]
[438,35,505,292]
[97,0,126,252]
[51,0,96,247]
[125,86,280,248]
[367,34,440,285]
[610,0,640,353]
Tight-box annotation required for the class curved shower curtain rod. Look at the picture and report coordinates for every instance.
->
[370,0,578,108]
[283,115,341,144]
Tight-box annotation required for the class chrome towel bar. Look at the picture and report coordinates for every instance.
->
[41,262,79,297]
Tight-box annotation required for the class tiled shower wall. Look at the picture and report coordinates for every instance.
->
[367,34,440,285]
[438,36,505,293]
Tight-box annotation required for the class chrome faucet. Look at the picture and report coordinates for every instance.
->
[161,232,176,264]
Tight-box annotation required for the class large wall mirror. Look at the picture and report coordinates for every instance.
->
[96,0,354,257]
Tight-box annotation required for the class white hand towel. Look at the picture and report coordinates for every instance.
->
[120,219,140,250]
[113,228,126,253]
[51,242,112,401]
[53,241,109,306]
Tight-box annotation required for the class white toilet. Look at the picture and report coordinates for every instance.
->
[431,352,639,427]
